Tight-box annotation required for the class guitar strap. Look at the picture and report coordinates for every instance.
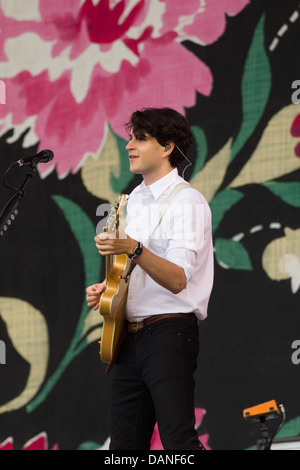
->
[105,181,190,373]
[144,181,189,247]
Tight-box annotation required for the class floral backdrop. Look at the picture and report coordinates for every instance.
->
[0,0,300,450]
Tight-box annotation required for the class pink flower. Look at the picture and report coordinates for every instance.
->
[0,0,249,177]
[0,433,58,450]
[150,407,210,450]
[291,113,300,158]
[160,0,250,45]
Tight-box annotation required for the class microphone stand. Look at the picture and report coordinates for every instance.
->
[0,164,37,237]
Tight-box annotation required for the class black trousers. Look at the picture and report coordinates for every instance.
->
[109,314,203,450]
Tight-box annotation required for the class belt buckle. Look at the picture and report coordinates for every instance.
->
[133,322,139,333]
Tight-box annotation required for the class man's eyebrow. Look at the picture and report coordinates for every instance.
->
[128,130,151,140]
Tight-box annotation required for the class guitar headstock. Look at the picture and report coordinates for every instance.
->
[105,194,129,234]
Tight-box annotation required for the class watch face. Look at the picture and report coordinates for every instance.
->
[135,246,142,256]
[129,243,143,259]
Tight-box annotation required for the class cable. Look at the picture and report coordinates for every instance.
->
[2,164,22,191]
[265,404,286,450]
[175,144,192,179]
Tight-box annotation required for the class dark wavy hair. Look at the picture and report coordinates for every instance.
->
[126,107,193,168]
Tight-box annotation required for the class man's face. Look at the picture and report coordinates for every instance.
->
[126,130,170,183]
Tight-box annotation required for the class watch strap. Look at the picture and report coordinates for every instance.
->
[128,241,143,260]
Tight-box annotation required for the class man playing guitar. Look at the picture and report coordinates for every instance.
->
[86,107,214,450]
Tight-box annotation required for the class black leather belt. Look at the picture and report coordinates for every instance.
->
[128,312,194,334]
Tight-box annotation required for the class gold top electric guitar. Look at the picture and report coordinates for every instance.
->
[98,194,131,364]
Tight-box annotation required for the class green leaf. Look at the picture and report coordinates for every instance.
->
[276,415,300,440]
[262,182,300,207]
[191,125,208,175]
[52,195,101,284]
[77,441,101,450]
[109,126,133,193]
[215,238,253,271]
[27,196,101,412]
[210,189,244,234]
[230,14,271,162]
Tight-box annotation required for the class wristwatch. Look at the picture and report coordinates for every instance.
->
[128,241,143,261]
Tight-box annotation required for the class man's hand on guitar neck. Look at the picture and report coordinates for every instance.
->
[86,281,106,310]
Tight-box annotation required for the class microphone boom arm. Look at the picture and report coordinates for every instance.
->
[0,164,37,237]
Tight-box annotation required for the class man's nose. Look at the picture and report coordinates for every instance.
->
[126,139,135,150]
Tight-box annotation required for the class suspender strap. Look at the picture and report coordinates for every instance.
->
[123,182,189,282]
[144,182,189,247]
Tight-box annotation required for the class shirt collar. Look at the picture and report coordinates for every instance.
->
[138,168,179,200]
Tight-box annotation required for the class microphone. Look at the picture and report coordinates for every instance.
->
[11,149,54,168]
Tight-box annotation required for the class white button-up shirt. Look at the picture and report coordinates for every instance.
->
[124,168,214,322]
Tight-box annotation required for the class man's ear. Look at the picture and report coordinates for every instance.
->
[164,143,174,152]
